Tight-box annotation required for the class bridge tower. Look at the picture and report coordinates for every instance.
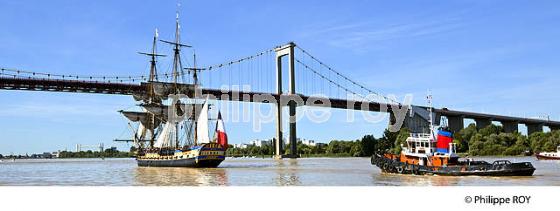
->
[274,42,298,159]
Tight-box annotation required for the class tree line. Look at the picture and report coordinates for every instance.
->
[453,123,560,156]
[377,124,560,156]
[56,124,560,159]
[226,134,384,158]
[58,148,133,158]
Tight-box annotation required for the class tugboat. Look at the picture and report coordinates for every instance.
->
[535,145,560,160]
[371,95,535,176]
[115,11,228,168]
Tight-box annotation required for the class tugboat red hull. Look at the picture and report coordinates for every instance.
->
[371,154,535,176]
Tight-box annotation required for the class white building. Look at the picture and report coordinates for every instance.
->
[250,139,272,147]
[233,143,249,149]
[298,138,317,146]
[302,139,316,146]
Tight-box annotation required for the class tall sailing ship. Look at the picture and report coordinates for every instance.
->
[116,12,228,168]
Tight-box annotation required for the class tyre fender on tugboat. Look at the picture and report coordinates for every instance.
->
[396,165,404,174]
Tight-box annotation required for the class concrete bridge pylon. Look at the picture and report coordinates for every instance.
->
[274,42,298,159]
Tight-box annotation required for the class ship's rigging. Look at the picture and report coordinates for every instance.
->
[116,10,217,152]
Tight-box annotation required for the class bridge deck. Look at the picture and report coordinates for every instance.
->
[1,76,559,128]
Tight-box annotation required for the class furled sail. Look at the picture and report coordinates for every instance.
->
[142,103,202,121]
[196,99,210,144]
[120,110,161,130]
[121,111,148,123]
[147,82,196,99]
[142,104,169,119]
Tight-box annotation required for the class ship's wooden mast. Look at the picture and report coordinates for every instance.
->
[138,29,166,149]
[160,11,192,149]
[185,52,205,146]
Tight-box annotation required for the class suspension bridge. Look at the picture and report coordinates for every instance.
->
[1,42,559,158]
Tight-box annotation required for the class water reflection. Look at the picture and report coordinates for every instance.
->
[274,159,301,186]
[2,157,559,186]
[135,167,228,186]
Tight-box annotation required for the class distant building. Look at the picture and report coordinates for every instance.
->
[250,139,272,147]
[75,143,104,152]
[51,151,61,158]
[30,152,53,159]
[300,139,316,146]
[42,152,53,158]
[297,138,323,147]
[233,143,249,149]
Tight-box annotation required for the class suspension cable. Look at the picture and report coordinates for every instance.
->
[295,45,399,104]
[296,58,399,106]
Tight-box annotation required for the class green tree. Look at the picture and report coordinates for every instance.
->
[478,124,502,137]
[454,123,477,152]
[392,128,410,154]
[376,129,398,153]
[350,142,362,157]
[359,135,377,156]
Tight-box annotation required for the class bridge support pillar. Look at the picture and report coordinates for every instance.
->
[447,115,464,133]
[501,121,519,133]
[527,123,544,135]
[474,118,492,130]
[549,125,560,131]
[274,42,298,159]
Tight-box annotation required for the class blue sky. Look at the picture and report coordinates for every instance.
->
[1,0,560,154]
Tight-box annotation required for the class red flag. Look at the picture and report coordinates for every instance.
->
[216,111,228,148]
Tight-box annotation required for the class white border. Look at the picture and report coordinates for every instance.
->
[0,186,556,211]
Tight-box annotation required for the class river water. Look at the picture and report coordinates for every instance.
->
[1,157,559,186]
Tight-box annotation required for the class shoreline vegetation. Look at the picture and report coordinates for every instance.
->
[384,124,560,156]
[3,124,558,159]
[227,124,560,158]
[454,124,559,156]
[57,149,133,158]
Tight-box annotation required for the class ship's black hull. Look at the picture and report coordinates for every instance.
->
[371,154,535,176]
[137,157,224,168]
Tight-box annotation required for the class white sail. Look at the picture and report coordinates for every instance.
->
[136,123,147,141]
[154,122,173,148]
[196,99,210,144]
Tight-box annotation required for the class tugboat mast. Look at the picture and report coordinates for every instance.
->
[427,92,435,139]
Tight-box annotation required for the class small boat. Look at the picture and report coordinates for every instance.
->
[371,95,535,176]
[535,146,560,160]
